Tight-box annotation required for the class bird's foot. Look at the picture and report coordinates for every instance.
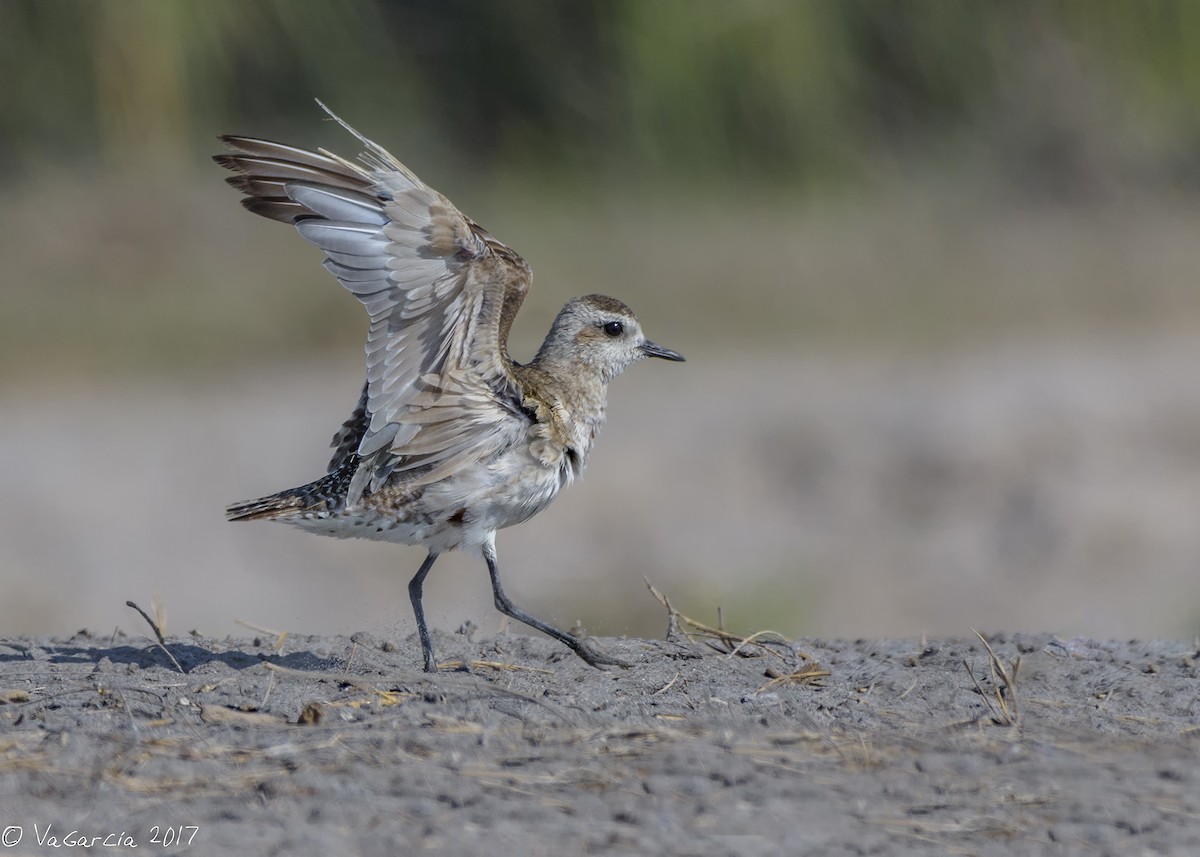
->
[572,639,633,670]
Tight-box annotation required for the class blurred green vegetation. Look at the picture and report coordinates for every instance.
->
[4,0,1200,187]
[4,1,1200,383]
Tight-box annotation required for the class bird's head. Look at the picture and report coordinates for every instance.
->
[536,294,685,382]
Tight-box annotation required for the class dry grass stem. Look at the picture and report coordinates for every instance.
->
[436,660,554,675]
[125,600,185,674]
[235,619,289,654]
[260,669,275,709]
[199,704,288,727]
[650,672,681,696]
[644,578,812,665]
[754,666,831,694]
[151,593,168,636]
[965,630,1021,727]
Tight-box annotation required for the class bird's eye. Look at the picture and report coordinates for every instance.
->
[602,320,624,337]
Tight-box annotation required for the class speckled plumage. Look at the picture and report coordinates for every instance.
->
[218,103,684,671]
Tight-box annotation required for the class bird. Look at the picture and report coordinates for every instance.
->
[215,102,684,672]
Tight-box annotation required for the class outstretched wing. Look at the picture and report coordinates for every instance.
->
[216,104,533,504]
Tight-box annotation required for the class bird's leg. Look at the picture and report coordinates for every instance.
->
[407,552,440,672]
[482,543,631,669]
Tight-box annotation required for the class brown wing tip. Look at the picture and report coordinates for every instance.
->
[212,152,247,172]
[240,197,306,223]
[214,135,265,156]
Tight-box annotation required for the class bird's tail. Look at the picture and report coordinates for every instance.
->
[226,468,352,522]
[225,489,308,522]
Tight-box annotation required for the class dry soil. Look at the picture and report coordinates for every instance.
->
[2,627,1198,855]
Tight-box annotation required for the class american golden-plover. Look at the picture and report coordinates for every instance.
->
[217,104,684,671]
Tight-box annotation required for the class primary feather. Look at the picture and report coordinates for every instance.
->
[217,104,531,505]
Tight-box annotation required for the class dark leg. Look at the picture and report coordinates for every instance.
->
[483,543,630,669]
[407,552,439,672]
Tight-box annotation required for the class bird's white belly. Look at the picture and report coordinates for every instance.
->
[285,444,570,554]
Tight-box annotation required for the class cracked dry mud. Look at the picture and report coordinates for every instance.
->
[1,631,1198,855]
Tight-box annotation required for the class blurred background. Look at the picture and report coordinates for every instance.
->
[3,0,1200,645]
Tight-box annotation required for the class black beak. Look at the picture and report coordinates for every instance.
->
[640,340,686,362]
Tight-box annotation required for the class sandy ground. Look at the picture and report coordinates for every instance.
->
[1,626,1197,855]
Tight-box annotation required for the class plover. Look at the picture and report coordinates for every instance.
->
[216,103,684,671]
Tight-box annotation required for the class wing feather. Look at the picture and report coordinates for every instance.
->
[216,104,532,504]
[289,183,389,224]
